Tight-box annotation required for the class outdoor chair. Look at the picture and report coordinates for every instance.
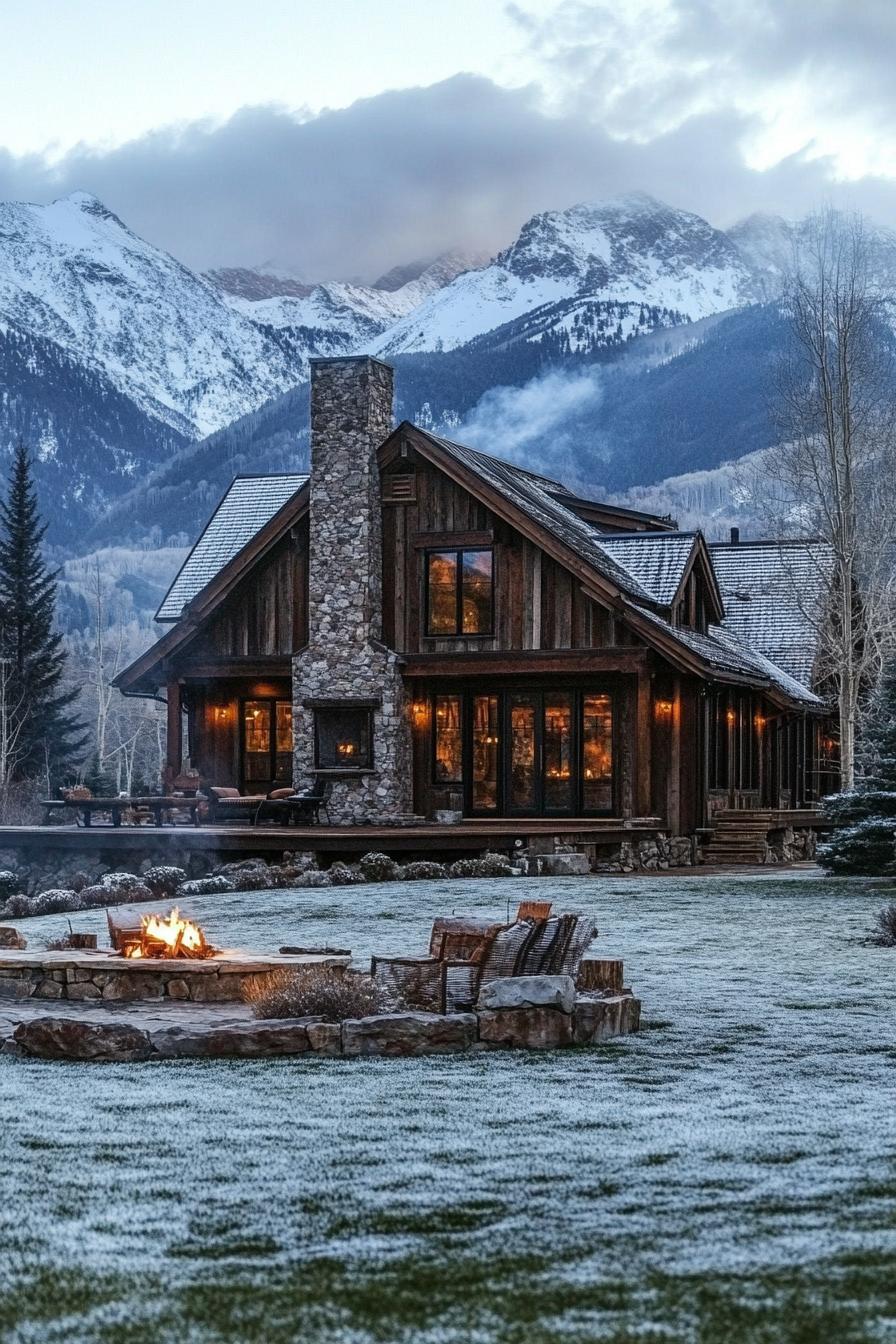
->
[371,915,501,1011]
[442,912,597,1012]
[255,780,333,825]
[205,786,268,824]
[371,912,596,1013]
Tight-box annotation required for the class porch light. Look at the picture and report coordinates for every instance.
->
[754,714,767,730]
[726,709,737,726]
[411,701,427,719]
[654,699,673,717]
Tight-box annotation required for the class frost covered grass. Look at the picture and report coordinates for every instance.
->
[3,870,896,1343]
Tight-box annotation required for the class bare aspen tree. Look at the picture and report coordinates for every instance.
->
[756,209,896,789]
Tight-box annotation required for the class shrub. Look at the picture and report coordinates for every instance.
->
[448,858,481,879]
[478,851,514,877]
[402,860,447,881]
[30,889,82,915]
[246,966,381,1022]
[79,878,153,908]
[358,851,399,882]
[143,866,188,898]
[178,875,235,897]
[214,860,274,890]
[817,817,896,876]
[448,855,512,878]
[870,904,896,947]
[327,862,366,885]
[0,871,20,900]
[3,893,33,918]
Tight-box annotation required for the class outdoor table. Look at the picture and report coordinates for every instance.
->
[41,796,204,828]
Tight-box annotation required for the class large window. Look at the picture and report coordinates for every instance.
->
[434,695,462,783]
[242,699,293,788]
[430,688,615,816]
[426,549,493,636]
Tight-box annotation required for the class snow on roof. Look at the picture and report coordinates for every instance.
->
[708,540,834,688]
[425,433,659,606]
[636,608,821,705]
[596,532,696,605]
[156,473,307,621]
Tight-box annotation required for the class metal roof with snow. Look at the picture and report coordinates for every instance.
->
[155,473,308,621]
[425,433,661,607]
[708,540,834,688]
[596,532,697,605]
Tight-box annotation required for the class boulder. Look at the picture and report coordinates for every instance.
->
[342,1011,477,1057]
[573,995,641,1044]
[306,1021,343,1055]
[150,1020,312,1058]
[0,926,26,950]
[0,975,34,1000]
[14,1017,154,1061]
[101,972,164,1002]
[478,1006,573,1050]
[537,852,590,876]
[477,975,576,1014]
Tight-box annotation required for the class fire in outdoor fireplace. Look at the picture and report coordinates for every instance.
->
[123,908,216,960]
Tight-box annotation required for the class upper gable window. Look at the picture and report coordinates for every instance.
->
[426,549,493,636]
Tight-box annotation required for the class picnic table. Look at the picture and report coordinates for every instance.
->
[42,795,204,828]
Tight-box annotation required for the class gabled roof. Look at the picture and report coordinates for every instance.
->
[156,473,308,621]
[412,429,661,607]
[709,540,834,687]
[596,532,697,606]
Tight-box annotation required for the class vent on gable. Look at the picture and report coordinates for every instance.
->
[383,472,416,504]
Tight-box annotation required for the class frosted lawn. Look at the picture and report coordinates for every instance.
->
[2,871,896,1343]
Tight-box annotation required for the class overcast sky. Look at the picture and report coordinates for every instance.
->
[2,0,895,281]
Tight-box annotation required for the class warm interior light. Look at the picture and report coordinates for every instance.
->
[336,741,357,757]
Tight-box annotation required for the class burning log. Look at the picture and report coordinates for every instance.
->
[108,907,216,960]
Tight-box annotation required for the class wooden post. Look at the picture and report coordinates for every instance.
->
[667,676,681,835]
[165,678,182,791]
[636,671,652,817]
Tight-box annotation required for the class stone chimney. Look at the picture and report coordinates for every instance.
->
[292,356,412,823]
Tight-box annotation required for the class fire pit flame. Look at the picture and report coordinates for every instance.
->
[123,907,215,960]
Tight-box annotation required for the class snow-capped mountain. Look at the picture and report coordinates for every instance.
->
[372,194,759,357]
[0,192,317,436]
[209,249,488,353]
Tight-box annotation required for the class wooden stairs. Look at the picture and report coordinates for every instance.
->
[701,810,779,866]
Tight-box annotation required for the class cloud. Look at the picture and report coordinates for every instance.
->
[514,0,896,179]
[452,365,608,491]
[2,9,896,283]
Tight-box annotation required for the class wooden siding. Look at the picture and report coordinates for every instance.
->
[188,519,308,660]
[382,455,640,656]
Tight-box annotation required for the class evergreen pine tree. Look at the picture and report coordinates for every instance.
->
[818,663,896,875]
[0,443,84,786]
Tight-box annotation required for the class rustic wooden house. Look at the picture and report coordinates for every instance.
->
[116,356,837,842]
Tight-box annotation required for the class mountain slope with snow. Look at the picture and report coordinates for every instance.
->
[0,193,314,437]
[372,194,758,357]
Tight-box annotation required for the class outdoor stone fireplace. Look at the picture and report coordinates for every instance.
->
[293,357,412,824]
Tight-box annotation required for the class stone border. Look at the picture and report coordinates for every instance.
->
[0,950,349,1004]
[7,995,641,1061]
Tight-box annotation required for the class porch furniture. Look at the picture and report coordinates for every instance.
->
[205,787,267,824]
[41,795,204,828]
[257,781,333,826]
[371,912,596,1014]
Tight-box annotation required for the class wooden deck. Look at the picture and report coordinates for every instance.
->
[0,817,665,860]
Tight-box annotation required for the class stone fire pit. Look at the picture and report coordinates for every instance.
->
[0,948,349,1004]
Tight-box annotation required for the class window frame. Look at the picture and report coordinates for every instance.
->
[424,547,494,638]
